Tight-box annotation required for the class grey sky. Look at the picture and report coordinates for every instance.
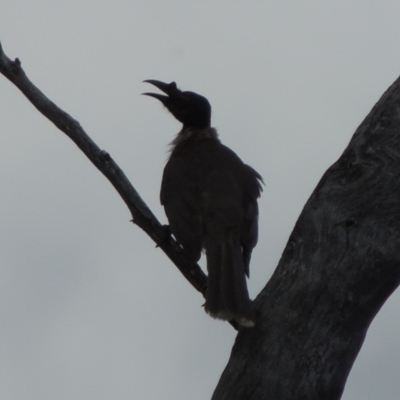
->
[1,1,400,399]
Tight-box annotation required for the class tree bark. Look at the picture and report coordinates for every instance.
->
[2,41,400,399]
[212,79,400,399]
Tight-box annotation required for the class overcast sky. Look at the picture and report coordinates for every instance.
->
[1,1,400,399]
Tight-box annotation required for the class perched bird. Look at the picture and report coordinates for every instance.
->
[143,80,263,327]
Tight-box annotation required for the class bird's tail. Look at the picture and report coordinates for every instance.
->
[204,231,256,327]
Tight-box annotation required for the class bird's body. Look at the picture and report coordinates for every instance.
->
[144,80,262,327]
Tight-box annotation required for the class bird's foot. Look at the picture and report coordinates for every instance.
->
[155,224,171,248]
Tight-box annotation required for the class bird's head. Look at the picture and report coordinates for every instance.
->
[143,80,211,129]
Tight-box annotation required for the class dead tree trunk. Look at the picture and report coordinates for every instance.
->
[212,78,400,399]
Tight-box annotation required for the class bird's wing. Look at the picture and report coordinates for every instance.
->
[160,156,203,262]
[241,165,263,277]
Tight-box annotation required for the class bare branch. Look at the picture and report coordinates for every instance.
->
[0,41,207,296]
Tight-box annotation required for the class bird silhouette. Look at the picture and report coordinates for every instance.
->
[143,80,263,327]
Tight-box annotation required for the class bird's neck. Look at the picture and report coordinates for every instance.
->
[170,127,220,149]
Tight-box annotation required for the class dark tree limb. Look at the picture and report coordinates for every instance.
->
[0,41,207,295]
[212,79,400,399]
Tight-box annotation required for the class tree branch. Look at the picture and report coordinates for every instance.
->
[212,77,400,399]
[0,41,207,296]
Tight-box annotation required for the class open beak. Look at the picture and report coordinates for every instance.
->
[142,80,179,104]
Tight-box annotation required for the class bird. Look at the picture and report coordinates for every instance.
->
[143,80,263,327]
